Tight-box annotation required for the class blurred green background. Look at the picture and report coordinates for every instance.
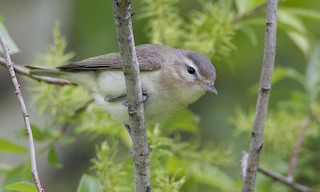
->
[1,0,320,191]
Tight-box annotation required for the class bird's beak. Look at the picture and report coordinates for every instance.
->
[203,82,218,95]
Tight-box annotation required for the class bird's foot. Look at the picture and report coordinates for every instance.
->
[128,145,153,158]
[105,94,126,103]
[121,92,148,107]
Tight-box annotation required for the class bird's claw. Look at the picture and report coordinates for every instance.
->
[128,146,153,158]
[121,93,148,107]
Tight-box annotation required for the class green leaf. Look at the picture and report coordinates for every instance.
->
[5,181,37,192]
[281,7,320,21]
[238,25,258,46]
[287,31,310,56]
[306,43,320,104]
[161,110,200,133]
[0,23,19,54]
[278,10,307,34]
[235,0,253,14]
[30,124,46,141]
[47,147,62,168]
[58,135,76,145]
[273,67,305,86]
[248,67,305,96]
[0,137,27,153]
[3,163,31,187]
[235,0,264,14]
[17,124,46,141]
[77,174,102,192]
[0,163,12,175]
[188,162,240,192]
[277,9,311,55]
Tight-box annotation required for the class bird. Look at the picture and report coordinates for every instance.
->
[26,44,217,155]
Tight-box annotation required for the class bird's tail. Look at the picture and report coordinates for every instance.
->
[25,65,67,78]
[25,65,97,90]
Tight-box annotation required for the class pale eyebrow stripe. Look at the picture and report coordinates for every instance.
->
[182,57,198,71]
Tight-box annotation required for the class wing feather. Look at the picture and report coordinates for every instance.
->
[57,44,166,72]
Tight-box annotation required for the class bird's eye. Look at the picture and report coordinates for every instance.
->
[187,66,196,74]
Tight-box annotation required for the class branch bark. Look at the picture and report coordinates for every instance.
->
[113,1,151,192]
[241,0,278,191]
[0,33,45,191]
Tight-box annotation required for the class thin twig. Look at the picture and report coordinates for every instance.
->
[288,115,314,181]
[231,0,286,24]
[241,0,278,191]
[113,0,151,191]
[231,3,267,24]
[0,57,72,85]
[258,166,314,192]
[0,33,45,191]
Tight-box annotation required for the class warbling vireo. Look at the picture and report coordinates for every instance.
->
[27,44,217,153]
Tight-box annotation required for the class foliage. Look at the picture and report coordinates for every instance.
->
[140,0,235,61]
[1,0,320,192]
[5,181,37,192]
[90,142,127,192]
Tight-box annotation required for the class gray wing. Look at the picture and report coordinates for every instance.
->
[58,44,165,72]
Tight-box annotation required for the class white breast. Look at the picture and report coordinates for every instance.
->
[93,70,163,124]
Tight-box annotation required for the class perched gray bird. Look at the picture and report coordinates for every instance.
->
[27,44,217,154]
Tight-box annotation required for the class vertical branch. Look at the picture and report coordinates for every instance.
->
[0,33,44,191]
[241,0,278,191]
[113,0,151,192]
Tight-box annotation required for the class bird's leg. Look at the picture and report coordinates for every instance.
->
[125,124,152,157]
[104,94,126,103]
[125,125,134,157]
[121,91,148,107]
